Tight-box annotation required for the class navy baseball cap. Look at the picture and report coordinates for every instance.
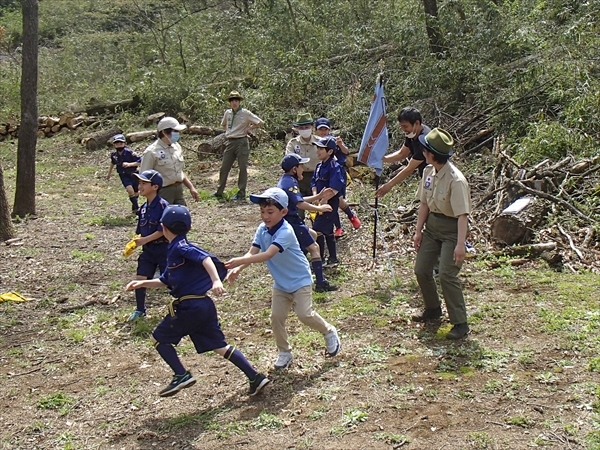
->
[112,134,126,143]
[249,187,289,208]
[161,205,192,231]
[281,154,310,172]
[314,136,337,151]
[134,169,163,189]
[315,117,331,129]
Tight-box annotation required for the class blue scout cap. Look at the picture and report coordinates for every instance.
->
[281,154,310,172]
[315,117,331,129]
[134,169,163,189]
[249,187,289,208]
[314,136,337,151]
[112,134,126,143]
[161,205,192,231]
[418,128,454,156]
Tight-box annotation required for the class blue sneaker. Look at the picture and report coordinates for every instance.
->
[127,310,146,322]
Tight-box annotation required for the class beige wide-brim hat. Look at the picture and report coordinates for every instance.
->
[227,91,244,101]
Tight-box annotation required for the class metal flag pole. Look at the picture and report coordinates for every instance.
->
[372,174,380,259]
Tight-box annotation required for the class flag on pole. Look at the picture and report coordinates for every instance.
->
[357,74,388,176]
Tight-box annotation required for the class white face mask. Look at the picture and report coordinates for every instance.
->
[298,129,312,139]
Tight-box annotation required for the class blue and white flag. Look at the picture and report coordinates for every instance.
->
[357,75,388,176]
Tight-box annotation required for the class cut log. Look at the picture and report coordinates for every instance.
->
[84,96,141,116]
[492,241,557,257]
[58,113,73,127]
[490,196,549,245]
[82,127,122,151]
[145,112,165,126]
[196,133,227,157]
[51,124,61,133]
[126,130,156,143]
[185,125,222,136]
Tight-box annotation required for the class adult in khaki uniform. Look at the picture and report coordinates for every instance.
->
[285,113,320,198]
[214,91,264,201]
[412,128,471,340]
[140,117,199,206]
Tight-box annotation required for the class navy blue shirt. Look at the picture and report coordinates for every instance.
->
[404,124,431,177]
[136,195,170,240]
[311,157,345,197]
[277,173,304,225]
[159,236,227,298]
[333,140,348,166]
[110,147,140,175]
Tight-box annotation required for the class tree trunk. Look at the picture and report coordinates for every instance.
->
[12,0,38,218]
[422,0,445,55]
[83,96,141,115]
[490,197,549,245]
[126,130,156,143]
[196,134,228,158]
[82,127,122,151]
[0,163,15,241]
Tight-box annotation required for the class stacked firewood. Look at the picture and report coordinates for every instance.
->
[0,113,100,140]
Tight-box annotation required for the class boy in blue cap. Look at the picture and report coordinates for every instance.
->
[314,117,361,237]
[126,205,269,397]
[127,169,170,321]
[277,154,337,292]
[311,137,346,266]
[107,134,141,213]
[225,187,341,371]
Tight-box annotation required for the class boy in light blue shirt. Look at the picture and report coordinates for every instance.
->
[225,187,341,370]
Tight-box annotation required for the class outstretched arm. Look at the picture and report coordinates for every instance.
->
[203,257,225,295]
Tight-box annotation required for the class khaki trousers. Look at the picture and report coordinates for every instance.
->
[414,213,467,324]
[271,285,332,353]
[160,183,186,206]
[216,137,250,197]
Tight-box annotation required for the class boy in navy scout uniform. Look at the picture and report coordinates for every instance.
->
[127,169,170,322]
[413,128,472,340]
[314,117,361,237]
[311,137,346,266]
[107,134,141,213]
[126,205,269,397]
[225,188,341,371]
[277,154,337,292]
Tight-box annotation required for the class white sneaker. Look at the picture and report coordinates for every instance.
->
[274,352,293,370]
[324,327,341,357]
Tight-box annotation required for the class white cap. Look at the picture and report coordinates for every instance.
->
[157,117,187,132]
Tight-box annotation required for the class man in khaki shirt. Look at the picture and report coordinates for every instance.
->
[140,117,199,206]
[214,91,264,201]
[285,113,320,198]
[412,128,472,340]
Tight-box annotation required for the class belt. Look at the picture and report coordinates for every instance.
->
[163,181,182,188]
[168,294,207,316]
[148,238,168,245]
[431,212,457,220]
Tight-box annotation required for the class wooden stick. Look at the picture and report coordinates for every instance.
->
[557,224,584,260]
[59,298,108,313]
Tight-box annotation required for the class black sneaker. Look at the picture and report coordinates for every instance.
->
[411,307,442,323]
[315,280,338,292]
[446,323,470,340]
[211,192,223,199]
[325,258,340,268]
[159,371,196,397]
[248,373,270,396]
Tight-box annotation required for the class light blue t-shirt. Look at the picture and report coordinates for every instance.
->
[252,219,312,293]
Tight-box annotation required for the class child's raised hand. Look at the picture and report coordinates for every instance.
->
[224,258,242,269]
[211,280,225,296]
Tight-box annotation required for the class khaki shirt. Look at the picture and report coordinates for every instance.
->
[417,162,471,217]
[140,139,185,187]
[285,135,320,172]
[221,107,263,139]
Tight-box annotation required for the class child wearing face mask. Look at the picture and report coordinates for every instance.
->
[375,106,432,199]
[139,116,199,206]
[285,113,320,203]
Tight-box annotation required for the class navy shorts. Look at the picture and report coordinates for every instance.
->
[313,197,340,236]
[153,297,227,354]
[290,223,316,250]
[119,173,139,191]
[137,244,168,278]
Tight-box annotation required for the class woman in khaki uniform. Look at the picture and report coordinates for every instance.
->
[412,128,471,340]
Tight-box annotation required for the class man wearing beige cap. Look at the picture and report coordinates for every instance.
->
[214,91,264,201]
[140,116,199,206]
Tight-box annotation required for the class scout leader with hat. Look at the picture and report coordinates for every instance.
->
[214,91,264,201]
[285,113,320,199]
[412,128,472,340]
[140,117,199,206]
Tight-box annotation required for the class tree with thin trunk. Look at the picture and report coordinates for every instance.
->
[422,0,445,55]
[12,0,38,218]
[0,163,15,241]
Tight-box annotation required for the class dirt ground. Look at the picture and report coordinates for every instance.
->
[1,139,599,450]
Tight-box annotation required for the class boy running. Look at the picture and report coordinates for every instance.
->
[126,205,269,397]
[225,187,341,370]
[107,134,141,213]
